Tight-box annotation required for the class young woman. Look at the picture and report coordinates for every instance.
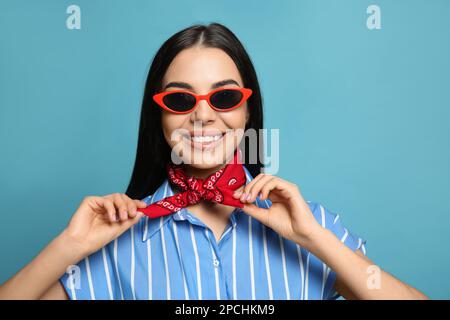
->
[0,23,427,300]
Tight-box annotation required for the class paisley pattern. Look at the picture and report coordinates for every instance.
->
[138,150,247,219]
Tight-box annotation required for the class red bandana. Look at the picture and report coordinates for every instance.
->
[137,150,246,219]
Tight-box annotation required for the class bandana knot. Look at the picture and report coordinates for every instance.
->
[138,150,246,219]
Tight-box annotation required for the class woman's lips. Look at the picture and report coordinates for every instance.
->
[183,132,226,151]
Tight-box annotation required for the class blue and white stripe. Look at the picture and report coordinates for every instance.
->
[61,166,367,300]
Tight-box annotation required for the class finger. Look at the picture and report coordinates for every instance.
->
[121,194,137,218]
[133,199,148,208]
[238,173,266,201]
[263,180,302,208]
[116,211,144,232]
[259,178,280,201]
[100,198,117,222]
[107,211,144,238]
[232,186,244,198]
[239,174,273,203]
[242,203,269,226]
[128,202,138,218]
[269,180,300,200]
[245,175,275,203]
[112,193,128,221]
[239,174,263,201]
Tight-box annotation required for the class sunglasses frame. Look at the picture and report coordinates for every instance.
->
[153,87,253,114]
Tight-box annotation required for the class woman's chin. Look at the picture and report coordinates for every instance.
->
[185,149,228,168]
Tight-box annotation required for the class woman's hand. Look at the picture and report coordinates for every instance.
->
[233,174,323,248]
[61,193,147,258]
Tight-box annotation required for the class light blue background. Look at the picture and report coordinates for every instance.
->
[1,0,449,299]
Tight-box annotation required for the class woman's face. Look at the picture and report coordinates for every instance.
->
[161,46,248,173]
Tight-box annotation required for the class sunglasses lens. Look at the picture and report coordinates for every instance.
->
[162,92,196,112]
[210,89,243,110]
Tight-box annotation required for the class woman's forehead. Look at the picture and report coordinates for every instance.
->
[162,47,244,89]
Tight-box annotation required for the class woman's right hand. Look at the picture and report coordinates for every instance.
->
[61,193,148,258]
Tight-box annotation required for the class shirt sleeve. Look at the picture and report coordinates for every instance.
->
[59,244,118,300]
[307,201,367,300]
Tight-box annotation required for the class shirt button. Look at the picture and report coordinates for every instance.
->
[213,258,220,268]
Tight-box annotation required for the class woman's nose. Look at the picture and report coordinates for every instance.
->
[190,99,216,125]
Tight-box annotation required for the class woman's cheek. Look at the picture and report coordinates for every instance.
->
[220,117,246,154]
[223,105,248,129]
[161,113,186,148]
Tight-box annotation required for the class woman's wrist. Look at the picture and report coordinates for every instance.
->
[294,223,330,253]
[57,229,90,263]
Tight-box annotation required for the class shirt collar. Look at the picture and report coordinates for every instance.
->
[140,165,269,242]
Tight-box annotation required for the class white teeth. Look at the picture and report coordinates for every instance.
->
[191,134,222,143]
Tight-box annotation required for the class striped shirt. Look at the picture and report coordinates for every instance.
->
[60,166,366,300]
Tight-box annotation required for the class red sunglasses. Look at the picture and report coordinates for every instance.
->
[153,87,252,114]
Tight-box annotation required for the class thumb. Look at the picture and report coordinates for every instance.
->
[242,203,269,226]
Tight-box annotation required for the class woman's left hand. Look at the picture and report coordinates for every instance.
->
[233,173,323,248]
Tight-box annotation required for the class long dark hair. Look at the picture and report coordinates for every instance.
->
[126,23,264,200]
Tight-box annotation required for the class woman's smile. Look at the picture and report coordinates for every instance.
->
[182,129,228,151]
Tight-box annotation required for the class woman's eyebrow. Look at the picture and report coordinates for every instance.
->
[211,79,240,89]
[163,79,240,91]
[163,82,193,90]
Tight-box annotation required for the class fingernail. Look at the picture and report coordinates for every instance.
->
[246,193,252,201]
[240,193,246,201]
